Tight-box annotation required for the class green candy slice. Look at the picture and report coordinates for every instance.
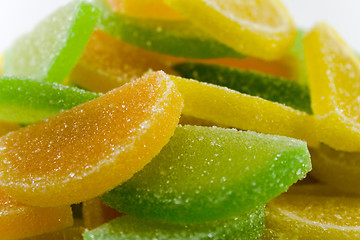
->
[3,0,100,83]
[173,63,312,114]
[102,125,311,224]
[0,76,100,124]
[93,0,243,59]
[83,205,265,240]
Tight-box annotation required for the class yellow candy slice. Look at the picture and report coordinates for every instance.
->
[172,76,318,147]
[0,191,73,240]
[304,23,360,151]
[310,144,360,194]
[164,0,296,60]
[0,121,21,137]
[24,227,85,240]
[266,185,360,239]
[0,71,183,207]
[70,30,176,93]
[83,198,124,230]
[107,0,184,20]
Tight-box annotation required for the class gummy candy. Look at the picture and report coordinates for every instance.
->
[3,0,100,83]
[0,71,183,207]
[0,76,100,124]
[24,227,85,240]
[83,205,265,240]
[0,190,73,240]
[173,62,312,114]
[102,125,311,223]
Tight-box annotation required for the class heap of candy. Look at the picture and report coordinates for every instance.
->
[0,0,359,239]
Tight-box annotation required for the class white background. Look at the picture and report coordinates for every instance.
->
[0,0,359,52]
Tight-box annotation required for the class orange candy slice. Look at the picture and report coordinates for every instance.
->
[0,71,183,207]
[70,30,175,93]
[24,227,85,240]
[0,191,73,240]
[107,0,184,20]
[0,121,21,137]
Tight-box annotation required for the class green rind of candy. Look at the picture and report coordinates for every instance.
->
[0,76,101,124]
[92,0,244,59]
[102,125,311,224]
[3,0,100,83]
[83,205,265,240]
[173,63,313,114]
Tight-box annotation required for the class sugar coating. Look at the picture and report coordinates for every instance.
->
[173,62,312,114]
[0,71,183,207]
[163,0,296,60]
[70,30,175,93]
[3,0,99,83]
[310,145,360,195]
[266,188,360,239]
[172,76,319,147]
[0,76,100,124]
[93,0,244,59]
[107,0,184,20]
[304,23,360,151]
[83,205,265,240]
[102,125,311,224]
[0,190,73,240]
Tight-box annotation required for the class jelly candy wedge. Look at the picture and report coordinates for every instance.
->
[304,23,360,151]
[164,0,296,60]
[93,0,244,59]
[172,76,318,147]
[83,205,265,240]
[107,0,184,20]
[173,63,312,114]
[310,144,360,194]
[0,76,100,124]
[266,185,360,239]
[0,190,73,240]
[0,71,183,207]
[24,227,84,240]
[102,125,311,223]
[83,198,125,230]
[70,30,175,93]
[0,121,20,137]
[3,0,100,83]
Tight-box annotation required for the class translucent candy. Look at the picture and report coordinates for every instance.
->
[266,185,360,239]
[304,23,360,151]
[93,0,244,59]
[3,0,100,83]
[107,0,184,20]
[83,198,124,230]
[164,0,296,60]
[0,121,20,137]
[172,76,319,147]
[102,125,311,223]
[0,76,100,124]
[310,144,360,194]
[173,62,312,114]
[70,30,175,93]
[83,205,265,240]
[0,190,73,240]
[23,227,84,240]
[0,71,183,207]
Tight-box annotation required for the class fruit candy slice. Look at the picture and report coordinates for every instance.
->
[83,205,265,240]
[0,121,20,137]
[0,55,3,75]
[173,63,312,114]
[266,185,360,239]
[70,30,175,93]
[0,76,100,124]
[102,125,311,223]
[172,76,318,147]
[0,71,183,207]
[3,0,99,83]
[83,198,125,230]
[304,23,360,151]
[24,227,85,240]
[310,144,360,194]
[107,0,184,20]
[0,190,73,240]
[94,0,243,59]
[164,0,296,60]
